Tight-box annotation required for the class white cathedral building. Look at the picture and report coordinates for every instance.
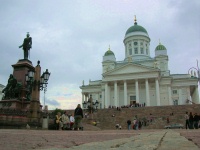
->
[80,18,200,109]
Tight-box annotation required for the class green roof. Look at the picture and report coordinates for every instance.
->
[126,23,148,35]
[104,50,115,56]
[155,44,167,50]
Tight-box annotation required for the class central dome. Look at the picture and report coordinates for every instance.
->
[126,23,148,35]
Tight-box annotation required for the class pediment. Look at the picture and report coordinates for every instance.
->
[104,63,158,76]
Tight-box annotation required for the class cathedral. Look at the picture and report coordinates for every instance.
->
[80,17,199,109]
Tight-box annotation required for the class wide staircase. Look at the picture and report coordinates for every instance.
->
[81,104,200,130]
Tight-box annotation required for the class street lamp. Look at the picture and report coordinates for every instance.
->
[25,61,50,101]
[187,60,200,105]
[26,69,50,91]
[188,59,200,85]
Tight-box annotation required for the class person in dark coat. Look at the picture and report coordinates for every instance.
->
[74,104,83,130]
[127,119,131,130]
[189,112,194,129]
[193,113,199,129]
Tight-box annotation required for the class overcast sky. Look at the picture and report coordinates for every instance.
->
[0,0,200,110]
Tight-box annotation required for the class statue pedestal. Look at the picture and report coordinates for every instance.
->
[12,59,34,85]
[0,60,43,128]
[0,99,30,110]
[12,59,35,100]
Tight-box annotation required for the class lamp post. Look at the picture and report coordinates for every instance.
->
[25,61,50,121]
[82,95,99,119]
[188,59,200,84]
[25,68,50,92]
[187,60,200,104]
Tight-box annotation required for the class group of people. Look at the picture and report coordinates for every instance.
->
[127,118,143,130]
[55,104,84,130]
[185,111,200,129]
[115,124,122,129]
[108,103,146,109]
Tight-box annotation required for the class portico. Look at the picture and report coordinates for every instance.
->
[102,77,162,108]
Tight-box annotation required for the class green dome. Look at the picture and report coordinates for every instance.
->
[126,23,148,35]
[104,50,115,56]
[155,44,167,50]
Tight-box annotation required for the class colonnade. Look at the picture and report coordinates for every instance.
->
[103,78,161,108]
[81,79,199,108]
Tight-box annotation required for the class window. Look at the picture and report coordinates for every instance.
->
[173,100,178,105]
[141,48,144,54]
[134,48,138,54]
[129,43,131,47]
[100,95,102,98]
[130,96,136,100]
[134,42,138,46]
[173,90,177,94]
[140,42,143,46]
[129,49,132,55]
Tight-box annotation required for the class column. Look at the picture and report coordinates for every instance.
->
[187,87,192,104]
[132,40,134,54]
[85,94,88,102]
[82,93,84,104]
[118,87,120,106]
[101,90,105,109]
[105,83,108,108]
[124,80,127,106]
[135,80,139,104]
[114,81,118,107]
[155,79,160,106]
[145,79,150,106]
[138,40,140,53]
[192,86,200,104]
[178,88,182,105]
[108,86,111,107]
[168,86,172,105]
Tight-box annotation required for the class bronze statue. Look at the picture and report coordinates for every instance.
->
[19,32,32,59]
[2,74,22,100]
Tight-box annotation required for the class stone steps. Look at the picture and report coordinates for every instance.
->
[82,104,200,130]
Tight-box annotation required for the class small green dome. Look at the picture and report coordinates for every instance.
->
[104,46,115,56]
[126,23,148,35]
[155,43,167,51]
[104,50,115,56]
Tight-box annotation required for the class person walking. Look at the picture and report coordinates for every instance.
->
[74,104,83,130]
[193,113,199,129]
[185,112,189,129]
[127,119,131,130]
[189,112,194,129]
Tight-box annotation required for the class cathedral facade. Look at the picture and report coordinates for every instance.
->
[80,18,199,109]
